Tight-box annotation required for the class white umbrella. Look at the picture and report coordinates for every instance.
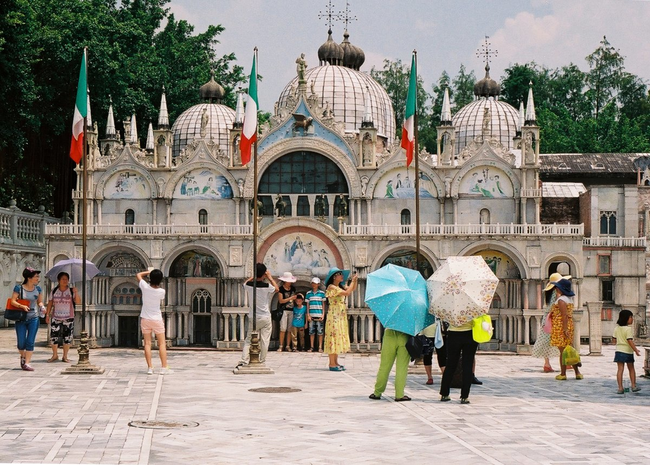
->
[427,256,499,327]
[46,258,101,283]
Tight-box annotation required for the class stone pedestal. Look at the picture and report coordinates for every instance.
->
[585,302,603,355]
[62,330,105,375]
[233,330,274,375]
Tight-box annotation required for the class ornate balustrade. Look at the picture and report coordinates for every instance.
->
[0,204,57,247]
[341,223,584,238]
[46,223,253,237]
[583,236,647,248]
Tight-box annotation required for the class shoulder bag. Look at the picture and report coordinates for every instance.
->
[5,287,29,322]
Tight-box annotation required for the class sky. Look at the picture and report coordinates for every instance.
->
[168,0,650,113]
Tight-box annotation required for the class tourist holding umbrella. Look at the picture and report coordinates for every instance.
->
[324,267,356,371]
[428,256,499,404]
[366,264,432,401]
[45,272,80,363]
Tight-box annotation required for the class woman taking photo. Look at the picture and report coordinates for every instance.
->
[323,267,357,371]
[10,267,45,371]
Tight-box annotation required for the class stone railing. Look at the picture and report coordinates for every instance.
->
[341,223,584,237]
[0,202,58,247]
[583,236,647,248]
[521,188,542,197]
[46,223,253,237]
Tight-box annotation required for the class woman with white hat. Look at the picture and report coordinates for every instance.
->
[277,271,297,352]
[531,272,568,372]
[550,278,583,380]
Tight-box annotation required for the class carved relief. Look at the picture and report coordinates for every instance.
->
[229,245,243,267]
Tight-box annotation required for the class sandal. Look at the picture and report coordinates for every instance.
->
[61,358,71,363]
[616,389,624,395]
[555,374,567,380]
[425,379,434,385]
[328,366,344,371]
[460,398,471,404]
[632,387,641,392]
[47,356,59,363]
[440,395,451,402]
[368,393,381,400]
[543,366,554,373]
[575,374,583,380]
[395,396,411,402]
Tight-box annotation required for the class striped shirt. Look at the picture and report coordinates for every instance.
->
[305,289,326,317]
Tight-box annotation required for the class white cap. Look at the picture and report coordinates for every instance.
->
[311,277,321,284]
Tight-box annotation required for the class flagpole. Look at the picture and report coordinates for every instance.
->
[412,50,421,275]
[252,47,259,333]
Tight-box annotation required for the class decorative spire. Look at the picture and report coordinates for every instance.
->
[337,1,364,70]
[473,36,500,98]
[234,88,244,127]
[361,85,373,127]
[146,122,154,150]
[105,95,116,138]
[518,101,525,132]
[86,90,92,129]
[158,86,169,128]
[199,69,225,103]
[441,87,452,124]
[525,81,536,125]
[130,112,138,145]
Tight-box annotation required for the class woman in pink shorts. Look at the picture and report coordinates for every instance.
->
[136,269,171,375]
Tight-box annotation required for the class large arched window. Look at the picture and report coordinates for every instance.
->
[259,152,349,194]
[198,209,208,225]
[125,209,135,225]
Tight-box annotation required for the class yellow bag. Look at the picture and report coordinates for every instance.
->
[472,314,493,343]
[562,345,581,366]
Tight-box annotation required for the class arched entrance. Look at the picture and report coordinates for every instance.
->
[191,289,212,346]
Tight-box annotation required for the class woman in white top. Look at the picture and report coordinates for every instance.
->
[136,269,170,375]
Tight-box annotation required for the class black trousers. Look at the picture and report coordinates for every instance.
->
[439,330,478,399]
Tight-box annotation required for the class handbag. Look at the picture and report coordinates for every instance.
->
[5,287,29,322]
[405,334,425,360]
[542,313,553,334]
[434,319,444,349]
[271,309,284,322]
[472,314,493,343]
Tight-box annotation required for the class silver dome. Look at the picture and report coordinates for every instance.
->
[278,65,396,144]
[452,98,519,154]
[171,103,235,157]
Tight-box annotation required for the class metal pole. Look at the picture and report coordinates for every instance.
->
[413,50,421,275]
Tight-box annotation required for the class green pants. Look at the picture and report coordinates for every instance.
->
[373,329,410,398]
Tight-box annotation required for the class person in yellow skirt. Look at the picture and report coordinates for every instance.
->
[323,267,358,371]
[549,278,583,380]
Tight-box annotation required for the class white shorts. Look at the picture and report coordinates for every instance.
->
[280,311,294,332]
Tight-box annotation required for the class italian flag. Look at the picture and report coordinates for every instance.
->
[240,52,258,166]
[70,50,88,164]
[401,54,416,167]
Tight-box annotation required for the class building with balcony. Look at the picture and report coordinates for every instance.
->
[42,29,648,353]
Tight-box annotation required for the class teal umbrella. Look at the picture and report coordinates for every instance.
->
[365,264,433,336]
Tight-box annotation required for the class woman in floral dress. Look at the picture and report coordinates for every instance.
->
[549,278,583,380]
[532,272,567,372]
[323,267,358,371]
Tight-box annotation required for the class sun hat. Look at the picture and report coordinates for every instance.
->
[279,271,297,283]
[544,272,572,291]
[311,277,321,284]
[325,267,350,287]
[550,278,575,297]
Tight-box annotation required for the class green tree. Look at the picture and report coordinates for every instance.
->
[585,36,624,120]
[450,64,475,111]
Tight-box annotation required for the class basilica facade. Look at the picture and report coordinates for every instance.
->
[44,30,647,352]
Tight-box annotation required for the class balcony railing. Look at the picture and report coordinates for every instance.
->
[46,223,253,237]
[583,236,647,248]
[0,204,57,247]
[341,223,584,237]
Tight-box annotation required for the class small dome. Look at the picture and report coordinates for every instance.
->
[199,72,225,102]
[171,103,235,157]
[278,65,395,144]
[318,29,344,66]
[453,98,519,154]
[340,30,365,71]
[473,65,501,98]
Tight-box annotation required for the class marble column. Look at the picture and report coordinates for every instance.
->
[585,301,603,355]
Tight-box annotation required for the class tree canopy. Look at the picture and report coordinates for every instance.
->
[0,0,245,215]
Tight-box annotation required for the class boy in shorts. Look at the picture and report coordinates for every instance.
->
[306,277,326,352]
[136,269,170,375]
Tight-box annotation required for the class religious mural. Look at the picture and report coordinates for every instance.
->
[170,251,221,278]
[381,251,434,279]
[100,252,145,277]
[104,171,150,199]
[264,233,334,278]
[174,169,233,200]
[376,168,436,199]
[460,167,512,198]
[473,251,521,279]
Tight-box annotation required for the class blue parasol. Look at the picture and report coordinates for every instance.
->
[365,264,433,336]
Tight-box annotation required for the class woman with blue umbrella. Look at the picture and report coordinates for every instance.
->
[323,267,357,371]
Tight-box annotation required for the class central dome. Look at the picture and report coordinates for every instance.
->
[277,66,396,144]
[452,98,519,154]
[171,103,235,157]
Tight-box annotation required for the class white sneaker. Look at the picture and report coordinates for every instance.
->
[147,367,154,375]
[160,367,173,375]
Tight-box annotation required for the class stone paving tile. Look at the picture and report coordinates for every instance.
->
[1,327,650,464]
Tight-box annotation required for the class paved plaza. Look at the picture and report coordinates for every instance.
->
[0,326,649,465]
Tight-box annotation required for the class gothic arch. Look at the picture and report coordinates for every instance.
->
[243,138,361,199]
[365,161,444,200]
[95,165,158,200]
[457,240,529,279]
[160,241,226,277]
[91,243,150,271]
[164,161,241,199]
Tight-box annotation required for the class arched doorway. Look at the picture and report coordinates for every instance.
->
[380,250,434,279]
[191,289,212,346]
